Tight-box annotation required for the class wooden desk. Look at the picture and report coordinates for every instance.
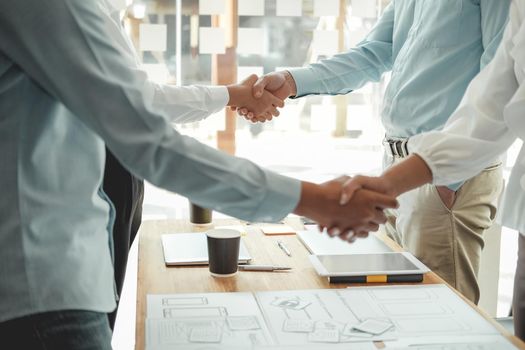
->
[135,218,525,349]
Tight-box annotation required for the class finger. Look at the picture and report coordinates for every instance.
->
[270,107,280,117]
[370,209,388,225]
[247,111,254,119]
[327,227,341,237]
[355,231,370,238]
[339,229,355,241]
[360,223,380,233]
[270,95,285,108]
[255,114,268,123]
[367,191,399,209]
[253,76,269,98]
[239,108,249,116]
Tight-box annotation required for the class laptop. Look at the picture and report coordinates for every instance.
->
[161,232,252,266]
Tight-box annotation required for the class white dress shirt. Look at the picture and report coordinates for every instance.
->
[101,0,229,123]
[409,0,525,233]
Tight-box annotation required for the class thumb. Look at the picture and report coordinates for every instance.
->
[253,75,270,99]
[339,178,362,205]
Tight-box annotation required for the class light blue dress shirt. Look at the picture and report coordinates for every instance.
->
[0,0,300,322]
[290,0,510,139]
[290,0,510,191]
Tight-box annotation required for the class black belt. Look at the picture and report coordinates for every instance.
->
[383,138,409,158]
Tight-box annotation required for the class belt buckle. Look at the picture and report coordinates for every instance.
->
[385,138,408,158]
[386,139,398,157]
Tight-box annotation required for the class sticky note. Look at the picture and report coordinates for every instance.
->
[139,24,167,52]
[238,0,265,16]
[313,30,338,56]
[199,0,226,15]
[314,0,339,17]
[311,104,337,131]
[352,0,377,18]
[237,28,265,55]
[260,224,295,235]
[276,0,302,17]
[199,27,226,54]
[237,66,264,83]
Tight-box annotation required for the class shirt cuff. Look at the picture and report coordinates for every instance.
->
[207,85,229,113]
[287,67,321,98]
[252,173,302,223]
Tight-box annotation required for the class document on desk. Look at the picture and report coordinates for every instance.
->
[146,292,274,350]
[145,285,517,349]
[255,285,516,349]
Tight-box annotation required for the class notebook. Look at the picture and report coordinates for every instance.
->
[161,232,252,266]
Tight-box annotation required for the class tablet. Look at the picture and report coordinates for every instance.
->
[308,252,429,277]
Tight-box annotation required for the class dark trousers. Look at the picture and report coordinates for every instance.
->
[103,149,144,329]
[0,310,112,350]
[514,234,525,340]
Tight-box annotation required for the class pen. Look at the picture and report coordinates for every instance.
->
[277,240,292,257]
[238,265,291,271]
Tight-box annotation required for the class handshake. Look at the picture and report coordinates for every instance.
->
[293,175,398,242]
[226,71,297,123]
[227,73,400,242]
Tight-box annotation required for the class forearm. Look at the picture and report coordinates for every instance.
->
[289,4,394,98]
[293,182,325,218]
[153,84,228,124]
[380,154,433,196]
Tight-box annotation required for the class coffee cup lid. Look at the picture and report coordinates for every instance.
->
[206,228,241,239]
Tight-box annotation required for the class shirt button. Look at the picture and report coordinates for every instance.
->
[521,174,525,191]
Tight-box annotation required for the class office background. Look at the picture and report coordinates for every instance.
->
[108,0,523,348]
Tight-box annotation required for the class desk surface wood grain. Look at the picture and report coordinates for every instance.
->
[135,218,525,349]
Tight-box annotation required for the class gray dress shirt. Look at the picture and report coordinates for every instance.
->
[0,0,300,322]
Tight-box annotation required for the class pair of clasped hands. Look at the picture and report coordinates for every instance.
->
[227,71,399,243]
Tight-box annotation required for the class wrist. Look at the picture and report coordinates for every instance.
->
[293,181,320,218]
[378,174,399,197]
[226,84,243,106]
[283,71,297,97]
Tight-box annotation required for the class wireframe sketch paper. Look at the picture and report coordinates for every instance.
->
[255,285,516,348]
[146,285,517,350]
[146,292,273,350]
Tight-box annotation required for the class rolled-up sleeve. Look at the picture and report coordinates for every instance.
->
[0,0,300,222]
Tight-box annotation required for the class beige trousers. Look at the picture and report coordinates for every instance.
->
[385,155,503,304]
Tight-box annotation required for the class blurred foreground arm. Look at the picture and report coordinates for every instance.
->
[296,177,398,238]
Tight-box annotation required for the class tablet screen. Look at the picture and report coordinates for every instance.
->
[316,253,419,274]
